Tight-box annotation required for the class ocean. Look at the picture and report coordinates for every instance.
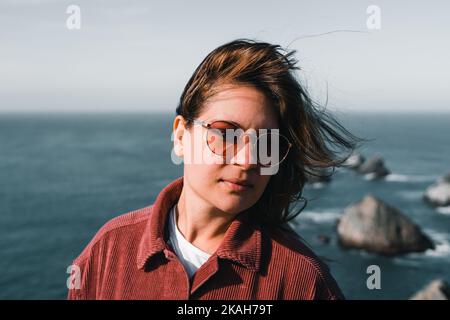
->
[0,111,449,299]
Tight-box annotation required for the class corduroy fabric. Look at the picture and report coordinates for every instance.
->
[67,176,344,300]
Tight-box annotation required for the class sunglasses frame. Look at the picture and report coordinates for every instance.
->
[185,117,292,167]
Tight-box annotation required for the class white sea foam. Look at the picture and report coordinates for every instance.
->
[298,210,341,223]
[385,174,436,183]
[310,182,325,189]
[423,229,450,258]
[436,206,450,215]
[425,242,450,258]
[363,173,377,180]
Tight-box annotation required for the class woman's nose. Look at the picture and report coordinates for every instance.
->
[230,134,258,169]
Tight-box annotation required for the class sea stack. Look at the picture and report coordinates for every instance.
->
[357,155,390,179]
[337,195,434,255]
[410,279,450,300]
[343,152,365,170]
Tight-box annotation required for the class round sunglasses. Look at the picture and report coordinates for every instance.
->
[185,117,292,168]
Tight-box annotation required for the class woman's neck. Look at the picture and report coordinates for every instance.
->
[175,186,236,255]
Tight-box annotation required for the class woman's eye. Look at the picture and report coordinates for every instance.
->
[210,121,237,129]
[211,123,237,134]
[209,128,232,141]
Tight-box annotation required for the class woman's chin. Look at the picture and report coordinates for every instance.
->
[213,199,252,216]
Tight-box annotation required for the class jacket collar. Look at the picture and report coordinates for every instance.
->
[136,176,261,272]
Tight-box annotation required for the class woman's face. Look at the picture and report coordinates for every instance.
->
[173,84,279,216]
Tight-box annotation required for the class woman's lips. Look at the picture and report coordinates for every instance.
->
[220,179,253,191]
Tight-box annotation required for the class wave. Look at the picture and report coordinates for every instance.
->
[298,209,341,223]
[307,182,327,189]
[363,173,377,180]
[436,206,450,215]
[385,173,436,183]
[423,229,450,258]
[425,242,450,258]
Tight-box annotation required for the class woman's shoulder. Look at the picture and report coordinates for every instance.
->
[72,206,153,265]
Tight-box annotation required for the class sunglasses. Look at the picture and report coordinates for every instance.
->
[185,117,292,168]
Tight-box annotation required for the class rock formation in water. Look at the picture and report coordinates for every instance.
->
[410,279,450,300]
[343,152,365,169]
[337,195,434,255]
[357,155,390,179]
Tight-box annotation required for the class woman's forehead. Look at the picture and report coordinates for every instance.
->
[201,86,279,129]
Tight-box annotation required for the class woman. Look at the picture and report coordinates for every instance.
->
[68,39,360,300]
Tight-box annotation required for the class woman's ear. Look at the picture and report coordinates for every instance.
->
[173,115,187,157]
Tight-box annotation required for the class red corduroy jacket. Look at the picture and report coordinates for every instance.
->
[67,177,344,300]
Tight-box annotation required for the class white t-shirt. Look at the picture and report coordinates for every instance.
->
[167,204,212,278]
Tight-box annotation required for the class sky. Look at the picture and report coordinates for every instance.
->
[0,0,449,113]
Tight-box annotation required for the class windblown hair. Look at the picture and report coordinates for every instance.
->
[176,39,363,229]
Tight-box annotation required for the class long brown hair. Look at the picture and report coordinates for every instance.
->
[176,39,363,229]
